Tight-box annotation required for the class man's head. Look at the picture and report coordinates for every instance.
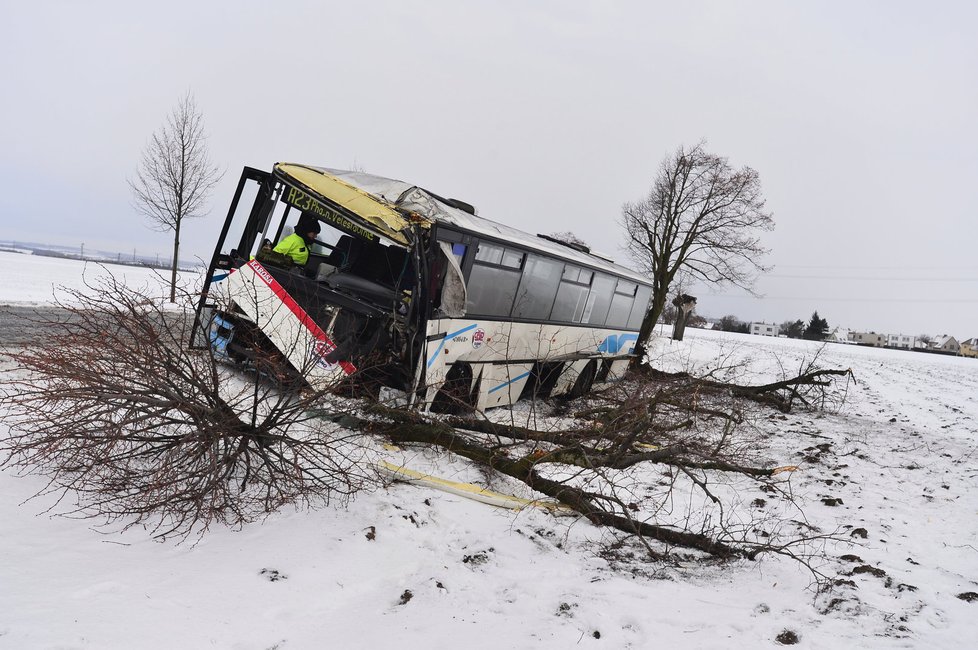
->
[297,212,322,242]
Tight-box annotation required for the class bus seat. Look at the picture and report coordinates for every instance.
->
[325,236,361,271]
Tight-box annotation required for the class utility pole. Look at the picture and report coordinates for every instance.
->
[80,242,84,258]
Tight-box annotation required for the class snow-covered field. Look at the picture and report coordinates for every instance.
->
[0,251,200,304]
[1,254,977,649]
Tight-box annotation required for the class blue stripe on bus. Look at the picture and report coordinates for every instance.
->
[598,333,639,354]
[426,323,480,368]
[488,371,531,394]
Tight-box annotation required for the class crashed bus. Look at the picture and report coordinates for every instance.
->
[193,164,652,410]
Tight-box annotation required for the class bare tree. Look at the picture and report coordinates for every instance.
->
[780,319,805,339]
[130,92,223,302]
[621,142,774,366]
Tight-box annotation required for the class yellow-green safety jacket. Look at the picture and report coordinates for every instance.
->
[272,233,310,266]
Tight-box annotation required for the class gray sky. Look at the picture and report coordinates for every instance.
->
[2,1,975,337]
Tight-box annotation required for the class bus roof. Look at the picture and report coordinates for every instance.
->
[274,163,651,286]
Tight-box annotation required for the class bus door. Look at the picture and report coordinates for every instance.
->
[191,167,278,349]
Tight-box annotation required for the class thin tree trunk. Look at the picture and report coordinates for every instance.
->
[170,220,180,303]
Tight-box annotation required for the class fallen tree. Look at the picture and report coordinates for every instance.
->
[0,274,366,539]
[1,275,852,572]
[348,368,848,565]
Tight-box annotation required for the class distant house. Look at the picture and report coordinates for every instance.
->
[750,322,778,337]
[849,331,886,347]
[825,327,852,344]
[930,335,960,354]
[887,334,916,349]
[961,338,978,358]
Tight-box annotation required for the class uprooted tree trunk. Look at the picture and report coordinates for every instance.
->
[1,275,852,570]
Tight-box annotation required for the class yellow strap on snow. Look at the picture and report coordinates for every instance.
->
[633,442,661,451]
[275,163,418,244]
[771,465,800,475]
[377,461,572,514]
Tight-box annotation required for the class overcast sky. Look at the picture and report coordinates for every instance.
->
[1,1,975,337]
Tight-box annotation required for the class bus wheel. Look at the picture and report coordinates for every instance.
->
[568,360,597,399]
[431,363,474,414]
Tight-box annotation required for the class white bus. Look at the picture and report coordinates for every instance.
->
[194,164,652,410]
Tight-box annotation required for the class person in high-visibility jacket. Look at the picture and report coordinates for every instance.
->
[273,212,321,266]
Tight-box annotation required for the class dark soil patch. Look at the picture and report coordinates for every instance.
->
[775,630,799,645]
[463,548,494,566]
[260,568,287,582]
[852,565,887,579]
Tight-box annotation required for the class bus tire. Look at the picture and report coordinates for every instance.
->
[568,360,597,399]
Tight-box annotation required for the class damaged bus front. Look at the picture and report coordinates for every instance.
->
[193,164,448,398]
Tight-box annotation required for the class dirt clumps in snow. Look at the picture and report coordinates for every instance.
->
[259,568,287,582]
[462,548,493,566]
[775,629,800,644]
[851,565,887,579]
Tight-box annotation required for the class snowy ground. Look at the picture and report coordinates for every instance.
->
[0,250,199,305]
[1,255,977,649]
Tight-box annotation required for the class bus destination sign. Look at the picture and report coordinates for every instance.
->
[282,186,377,242]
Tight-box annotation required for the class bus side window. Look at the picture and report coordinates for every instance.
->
[627,285,653,330]
[551,265,591,323]
[583,273,617,326]
[434,241,467,317]
[512,254,562,320]
[606,280,637,329]
[466,242,524,316]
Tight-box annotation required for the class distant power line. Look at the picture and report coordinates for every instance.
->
[775,264,978,271]
[768,274,978,282]
[707,295,978,304]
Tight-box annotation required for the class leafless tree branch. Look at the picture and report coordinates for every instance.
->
[129,92,223,302]
[621,142,775,364]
